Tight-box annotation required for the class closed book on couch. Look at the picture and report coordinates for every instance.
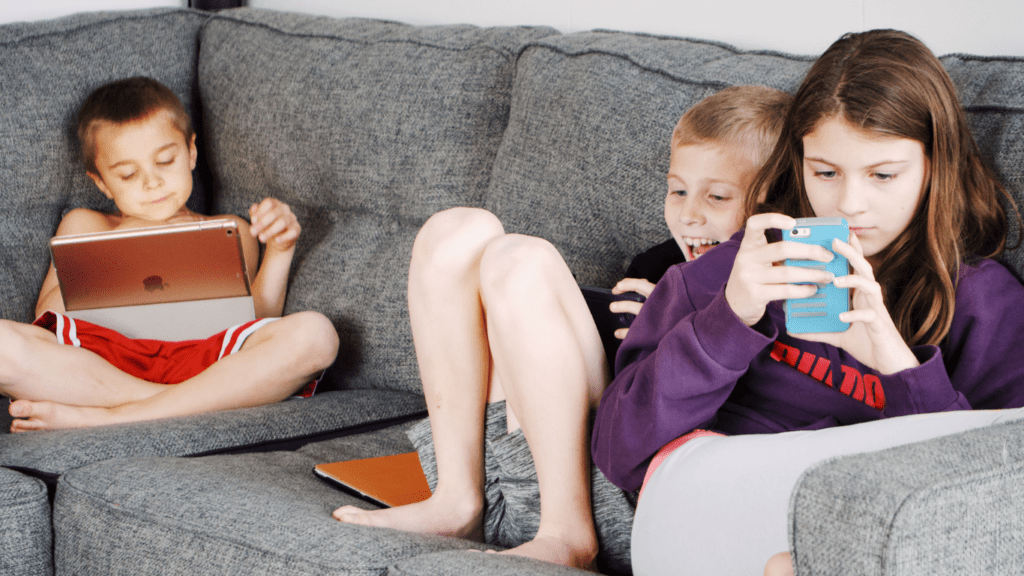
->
[314,452,431,508]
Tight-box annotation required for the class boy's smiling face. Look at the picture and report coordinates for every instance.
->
[665,142,755,261]
[87,109,197,223]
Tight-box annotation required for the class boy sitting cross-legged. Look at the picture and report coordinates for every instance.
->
[0,76,339,432]
[332,85,792,571]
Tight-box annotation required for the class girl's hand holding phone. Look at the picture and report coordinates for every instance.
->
[798,233,920,375]
[725,213,835,327]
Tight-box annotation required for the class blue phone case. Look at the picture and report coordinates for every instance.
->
[785,217,850,333]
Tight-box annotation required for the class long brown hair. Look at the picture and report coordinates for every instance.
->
[749,29,1018,346]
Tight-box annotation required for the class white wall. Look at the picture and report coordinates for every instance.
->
[247,0,1024,57]
[0,0,185,25]
[4,0,1024,57]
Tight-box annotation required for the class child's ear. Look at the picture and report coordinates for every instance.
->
[188,134,197,171]
[87,171,115,200]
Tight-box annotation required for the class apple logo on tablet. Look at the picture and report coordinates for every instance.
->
[143,275,166,292]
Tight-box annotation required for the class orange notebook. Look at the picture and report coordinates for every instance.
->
[314,452,432,508]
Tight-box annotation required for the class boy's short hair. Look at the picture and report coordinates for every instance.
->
[672,85,792,169]
[77,77,194,174]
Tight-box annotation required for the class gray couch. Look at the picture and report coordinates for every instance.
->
[2,7,1024,576]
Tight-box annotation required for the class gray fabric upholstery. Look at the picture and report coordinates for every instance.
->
[55,424,495,576]
[789,418,1024,576]
[198,9,556,393]
[0,389,424,477]
[942,55,1024,276]
[4,6,1024,576]
[0,467,52,576]
[0,8,209,323]
[484,33,813,288]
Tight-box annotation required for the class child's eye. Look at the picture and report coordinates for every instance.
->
[815,170,837,180]
[708,194,732,203]
[157,156,175,166]
[874,172,895,181]
[119,172,137,181]
[671,189,687,197]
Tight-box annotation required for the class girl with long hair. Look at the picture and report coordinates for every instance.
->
[592,29,1024,575]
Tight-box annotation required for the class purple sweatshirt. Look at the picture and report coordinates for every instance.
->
[592,233,1024,491]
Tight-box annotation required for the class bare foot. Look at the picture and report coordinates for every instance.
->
[494,530,598,571]
[764,552,794,576]
[333,491,485,541]
[9,399,119,432]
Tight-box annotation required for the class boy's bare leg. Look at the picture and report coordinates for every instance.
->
[0,319,166,409]
[477,234,607,570]
[333,208,504,540]
[764,552,795,576]
[8,311,338,431]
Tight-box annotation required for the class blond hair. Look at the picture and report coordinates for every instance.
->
[673,85,792,170]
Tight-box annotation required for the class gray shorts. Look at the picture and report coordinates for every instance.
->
[407,401,635,575]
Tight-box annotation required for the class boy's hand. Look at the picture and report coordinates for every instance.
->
[249,198,300,252]
[610,277,656,339]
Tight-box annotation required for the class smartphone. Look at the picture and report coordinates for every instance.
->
[784,217,850,333]
[579,285,646,364]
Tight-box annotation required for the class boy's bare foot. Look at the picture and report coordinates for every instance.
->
[333,491,485,541]
[493,529,599,572]
[9,399,119,432]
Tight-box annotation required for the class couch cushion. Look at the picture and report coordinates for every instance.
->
[197,9,557,393]
[484,32,813,288]
[0,467,51,576]
[55,423,494,576]
[0,389,424,482]
[942,55,1024,277]
[789,417,1024,576]
[0,8,210,323]
[487,33,1024,288]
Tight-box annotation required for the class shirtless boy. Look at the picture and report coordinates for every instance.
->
[1,77,339,432]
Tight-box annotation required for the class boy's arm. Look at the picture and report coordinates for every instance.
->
[240,199,300,318]
[35,209,112,317]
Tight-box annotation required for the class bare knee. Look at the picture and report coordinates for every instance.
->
[0,320,45,397]
[262,312,339,374]
[411,208,505,278]
[764,552,794,576]
[0,320,35,368]
[478,234,569,304]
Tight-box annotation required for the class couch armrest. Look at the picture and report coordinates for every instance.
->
[789,418,1024,576]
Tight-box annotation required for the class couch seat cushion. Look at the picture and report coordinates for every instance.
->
[0,389,425,484]
[0,467,52,576]
[55,423,492,576]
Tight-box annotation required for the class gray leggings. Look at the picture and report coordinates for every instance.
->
[407,401,636,575]
[632,408,1024,576]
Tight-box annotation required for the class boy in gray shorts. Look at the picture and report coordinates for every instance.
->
[333,85,791,573]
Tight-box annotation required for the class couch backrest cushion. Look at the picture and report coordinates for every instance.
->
[488,34,1024,287]
[943,56,1024,277]
[0,8,209,323]
[198,9,556,392]
[484,32,814,288]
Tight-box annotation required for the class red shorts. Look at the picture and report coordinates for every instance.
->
[34,311,317,397]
